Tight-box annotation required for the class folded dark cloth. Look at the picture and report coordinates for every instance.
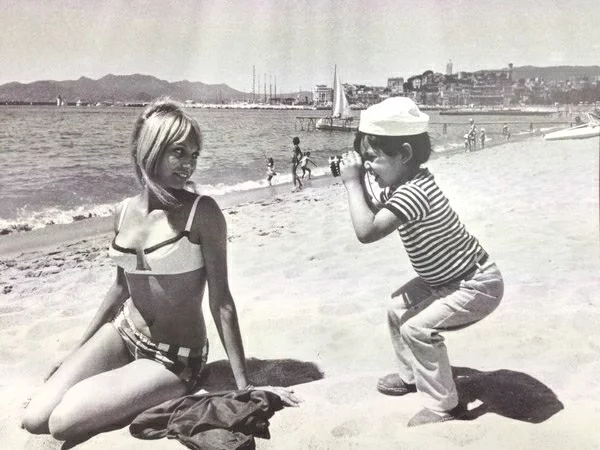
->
[130,390,285,450]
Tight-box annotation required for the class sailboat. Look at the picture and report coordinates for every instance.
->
[316,66,356,132]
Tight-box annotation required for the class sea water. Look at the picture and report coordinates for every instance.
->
[0,105,543,233]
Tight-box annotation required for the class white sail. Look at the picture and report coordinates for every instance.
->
[332,66,351,118]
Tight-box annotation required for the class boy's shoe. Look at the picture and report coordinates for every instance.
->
[376,373,417,396]
[407,403,467,427]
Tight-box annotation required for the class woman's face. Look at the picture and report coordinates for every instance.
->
[155,133,200,189]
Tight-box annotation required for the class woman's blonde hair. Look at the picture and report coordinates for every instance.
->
[131,98,202,206]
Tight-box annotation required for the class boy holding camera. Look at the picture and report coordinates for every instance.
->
[338,97,503,427]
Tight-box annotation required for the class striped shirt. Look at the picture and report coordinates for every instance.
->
[382,168,483,286]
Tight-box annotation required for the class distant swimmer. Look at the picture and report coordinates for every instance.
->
[266,156,277,186]
[502,124,511,141]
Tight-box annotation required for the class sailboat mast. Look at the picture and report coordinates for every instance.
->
[333,64,337,113]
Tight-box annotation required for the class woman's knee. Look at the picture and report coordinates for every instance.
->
[21,405,51,435]
[47,385,88,441]
[22,385,64,435]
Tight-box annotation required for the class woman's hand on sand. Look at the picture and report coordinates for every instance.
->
[253,386,302,407]
[340,151,364,184]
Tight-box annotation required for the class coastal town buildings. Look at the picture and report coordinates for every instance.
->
[312,63,600,109]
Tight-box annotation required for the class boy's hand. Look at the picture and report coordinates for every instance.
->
[340,151,364,184]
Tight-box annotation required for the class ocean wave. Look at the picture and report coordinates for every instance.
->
[195,166,331,196]
[0,203,116,235]
[0,168,335,234]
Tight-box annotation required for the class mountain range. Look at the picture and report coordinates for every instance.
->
[0,74,253,104]
[1,66,599,104]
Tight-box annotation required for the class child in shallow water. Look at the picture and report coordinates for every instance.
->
[338,97,503,427]
[22,98,299,442]
[300,151,317,179]
[266,156,277,185]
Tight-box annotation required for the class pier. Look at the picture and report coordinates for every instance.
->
[295,116,320,131]
[295,116,358,132]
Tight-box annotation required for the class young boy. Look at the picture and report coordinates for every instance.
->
[300,151,317,179]
[338,97,503,427]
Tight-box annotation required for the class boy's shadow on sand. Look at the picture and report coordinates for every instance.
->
[61,357,323,449]
[453,366,564,423]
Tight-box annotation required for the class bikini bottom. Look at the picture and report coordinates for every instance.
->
[113,306,208,392]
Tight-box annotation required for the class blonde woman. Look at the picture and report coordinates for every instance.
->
[22,98,299,441]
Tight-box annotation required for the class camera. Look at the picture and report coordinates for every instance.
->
[329,156,342,177]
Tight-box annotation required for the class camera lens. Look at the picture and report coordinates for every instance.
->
[329,156,342,177]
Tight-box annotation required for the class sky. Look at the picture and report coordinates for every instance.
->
[1,0,599,93]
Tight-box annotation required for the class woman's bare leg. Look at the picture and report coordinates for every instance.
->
[48,359,187,441]
[22,323,131,434]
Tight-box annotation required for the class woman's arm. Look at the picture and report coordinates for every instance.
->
[77,202,131,347]
[194,197,250,390]
[76,267,129,347]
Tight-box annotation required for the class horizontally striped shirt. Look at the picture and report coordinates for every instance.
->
[382,168,483,286]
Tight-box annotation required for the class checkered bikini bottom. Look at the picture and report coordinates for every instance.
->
[112,305,208,392]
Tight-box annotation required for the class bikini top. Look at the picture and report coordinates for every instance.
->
[108,196,204,275]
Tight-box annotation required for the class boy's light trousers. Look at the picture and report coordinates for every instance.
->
[388,260,503,412]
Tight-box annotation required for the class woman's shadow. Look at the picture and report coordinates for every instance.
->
[453,366,564,423]
[199,357,324,390]
[61,357,323,449]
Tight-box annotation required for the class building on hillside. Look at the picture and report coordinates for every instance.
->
[312,84,332,106]
[468,84,513,106]
[387,77,405,95]
[353,85,381,106]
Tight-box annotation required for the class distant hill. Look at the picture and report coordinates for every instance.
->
[511,65,600,82]
[0,74,251,103]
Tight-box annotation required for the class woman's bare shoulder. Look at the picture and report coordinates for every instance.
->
[189,195,226,241]
[113,195,139,233]
[195,195,224,223]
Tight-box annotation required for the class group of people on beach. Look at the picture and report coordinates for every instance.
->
[465,119,515,151]
[22,96,503,442]
[464,118,487,151]
[264,136,316,189]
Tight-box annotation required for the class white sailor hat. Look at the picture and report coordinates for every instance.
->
[358,97,429,136]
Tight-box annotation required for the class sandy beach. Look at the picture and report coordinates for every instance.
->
[1,136,599,449]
